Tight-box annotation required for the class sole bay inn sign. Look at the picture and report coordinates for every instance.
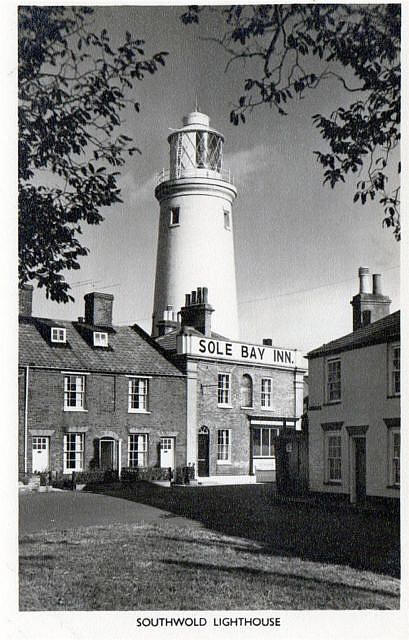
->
[177,334,305,369]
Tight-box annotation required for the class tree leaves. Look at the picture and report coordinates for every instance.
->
[18,6,168,301]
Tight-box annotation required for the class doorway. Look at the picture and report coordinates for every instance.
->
[32,436,49,473]
[198,426,209,477]
[354,438,366,503]
[99,438,116,470]
[160,437,175,470]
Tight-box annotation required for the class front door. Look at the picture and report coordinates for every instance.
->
[198,427,209,477]
[160,437,175,469]
[100,439,115,470]
[32,436,49,473]
[355,438,366,503]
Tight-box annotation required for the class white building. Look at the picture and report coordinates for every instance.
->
[307,269,400,504]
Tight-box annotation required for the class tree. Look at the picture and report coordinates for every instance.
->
[19,6,168,302]
[182,4,401,239]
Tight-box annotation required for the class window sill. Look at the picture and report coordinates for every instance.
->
[323,401,342,406]
[169,223,180,228]
[216,461,232,465]
[63,408,88,413]
[323,481,342,486]
[260,407,274,411]
[387,394,400,399]
[218,404,232,409]
[240,406,253,410]
[386,484,400,489]
[128,410,151,414]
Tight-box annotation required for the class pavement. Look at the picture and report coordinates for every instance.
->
[19,490,200,535]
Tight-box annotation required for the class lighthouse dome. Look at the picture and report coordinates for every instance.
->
[182,111,210,127]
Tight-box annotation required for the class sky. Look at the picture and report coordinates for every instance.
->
[20,3,401,355]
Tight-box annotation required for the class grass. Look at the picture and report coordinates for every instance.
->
[87,482,400,577]
[19,521,399,611]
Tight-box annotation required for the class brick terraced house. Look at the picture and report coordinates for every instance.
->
[18,286,186,479]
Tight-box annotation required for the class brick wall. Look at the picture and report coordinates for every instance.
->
[19,367,186,476]
[196,360,296,476]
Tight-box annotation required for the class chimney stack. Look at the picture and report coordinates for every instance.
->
[351,268,391,331]
[84,292,114,327]
[180,287,214,337]
[19,285,33,317]
[263,338,273,346]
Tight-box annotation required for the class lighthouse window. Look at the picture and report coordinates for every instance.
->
[170,207,180,226]
[224,209,231,230]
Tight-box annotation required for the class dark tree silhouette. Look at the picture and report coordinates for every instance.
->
[182,4,400,239]
[19,6,168,302]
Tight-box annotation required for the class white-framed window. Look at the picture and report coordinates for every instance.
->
[93,331,108,347]
[217,429,231,463]
[169,207,180,226]
[240,374,253,407]
[63,433,84,473]
[128,434,148,467]
[252,427,277,457]
[223,209,231,230]
[389,343,400,396]
[128,377,149,412]
[51,327,66,343]
[64,375,86,411]
[326,358,341,402]
[389,429,400,486]
[217,373,231,406]
[261,378,272,409]
[325,433,342,482]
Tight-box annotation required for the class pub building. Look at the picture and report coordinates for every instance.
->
[156,287,306,482]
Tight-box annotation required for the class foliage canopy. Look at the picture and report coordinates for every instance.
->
[182,4,401,239]
[19,6,168,301]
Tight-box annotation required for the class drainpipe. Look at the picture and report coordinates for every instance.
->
[24,365,29,474]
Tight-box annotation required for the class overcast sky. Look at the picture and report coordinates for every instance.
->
[26,4,400,354]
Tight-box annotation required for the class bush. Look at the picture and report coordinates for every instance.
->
[121,467,172,483]
[173,464,195,485]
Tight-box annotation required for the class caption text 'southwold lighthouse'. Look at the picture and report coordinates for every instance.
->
[152,111,239,340]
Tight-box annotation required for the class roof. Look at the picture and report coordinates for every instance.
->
[307,311,400,359]
[156,326,229,352]
[19,315,184,376]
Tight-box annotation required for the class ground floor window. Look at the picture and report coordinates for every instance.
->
[63,433,84,473]
[252,427,277,458]
[389,429,400,486]
[326,433,342,482]
[217,429,231,463]
[128,434,148,467]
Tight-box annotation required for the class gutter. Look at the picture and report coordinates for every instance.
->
[24,365,29,474]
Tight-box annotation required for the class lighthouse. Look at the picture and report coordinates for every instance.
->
[151,111,239,340]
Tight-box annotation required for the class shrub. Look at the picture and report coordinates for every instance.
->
[121,467,171,483]
[173,464,195,485]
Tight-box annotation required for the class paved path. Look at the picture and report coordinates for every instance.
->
[19,491,199,535]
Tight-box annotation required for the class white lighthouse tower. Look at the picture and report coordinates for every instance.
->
[152,111,239,339]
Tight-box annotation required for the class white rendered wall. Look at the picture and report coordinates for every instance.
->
[152,178,239,340]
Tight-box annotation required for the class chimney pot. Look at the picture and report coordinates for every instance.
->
[263,338,273,346]
[197,287,202,303]
[373,274,382,295]
[203,287,208,303]
[191,290,197,304]
[358,267,371,293]
[185,294,191,306]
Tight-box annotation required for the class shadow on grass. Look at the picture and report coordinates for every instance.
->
[162,558,398,598]
[85,482,400,577]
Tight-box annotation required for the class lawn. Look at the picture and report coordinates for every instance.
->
[20,520,399,611]
[19,483,400,611]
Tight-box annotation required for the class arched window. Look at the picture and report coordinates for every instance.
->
[240,374,253,407]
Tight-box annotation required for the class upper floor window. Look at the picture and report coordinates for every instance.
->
[51,327,66,343]
[261,378,272,409]
[217,429,231,463]
[64,374,86,411]
[224,209,231,230]
[326,358,341,402]
[93,331,108,347]
[128,377,149,412]
[217,373,231,406]
[389,343,400,396]
[240,374,253,407]
[63,433,84,473]
[170,207,180,226]
[326,433,342,482]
